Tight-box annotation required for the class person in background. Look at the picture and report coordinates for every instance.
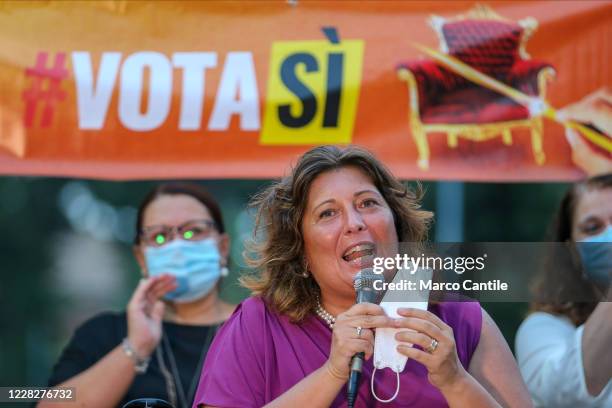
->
[516,173,612,407]
[41,182,235,408]
[193,145,532,407]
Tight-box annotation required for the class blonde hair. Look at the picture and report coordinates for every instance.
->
[241,145,433,321]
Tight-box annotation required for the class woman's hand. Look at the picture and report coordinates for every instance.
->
[126,274,177,358]
[564,128,612,176]
[394,307,468,391]
[558,88,612,176]
[325,303,395,380]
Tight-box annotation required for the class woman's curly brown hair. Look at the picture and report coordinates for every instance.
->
[241,145,433,322]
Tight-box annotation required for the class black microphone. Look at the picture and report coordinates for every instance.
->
[347,268,383,408]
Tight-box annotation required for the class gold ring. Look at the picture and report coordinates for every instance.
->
[427,338,439,353]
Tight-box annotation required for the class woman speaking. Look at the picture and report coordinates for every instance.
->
[193,146,531,407]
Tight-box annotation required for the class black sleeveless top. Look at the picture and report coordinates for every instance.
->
[48,312,218,407]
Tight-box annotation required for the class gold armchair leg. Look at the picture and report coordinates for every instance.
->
[398,68,430,170]
[502,128,513,145]
[448,132,458,148]
[532,67,555,165]
[412,125,430,170]
[531,118,545,165]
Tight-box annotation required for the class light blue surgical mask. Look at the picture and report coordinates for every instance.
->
[144,238,222,303]
[577,225,612,286]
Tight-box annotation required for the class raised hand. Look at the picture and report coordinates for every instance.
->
[126,274,177,358]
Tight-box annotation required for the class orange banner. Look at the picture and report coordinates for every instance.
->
[0,0,610,181]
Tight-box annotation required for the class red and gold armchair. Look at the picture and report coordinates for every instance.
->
[397,5,556,170]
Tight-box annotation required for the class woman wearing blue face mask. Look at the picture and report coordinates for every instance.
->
[516,173,612,407]
[42,182,236,408]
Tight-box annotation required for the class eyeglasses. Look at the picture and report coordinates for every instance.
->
[140,219,217,247]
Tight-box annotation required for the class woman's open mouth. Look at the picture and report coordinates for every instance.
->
[342,242,376,268]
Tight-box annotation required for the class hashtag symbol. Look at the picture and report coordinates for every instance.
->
[22,52,69,128]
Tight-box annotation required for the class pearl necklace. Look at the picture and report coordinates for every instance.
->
[315,299,336,329]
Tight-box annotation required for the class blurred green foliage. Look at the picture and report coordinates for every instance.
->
[0,177,569,387]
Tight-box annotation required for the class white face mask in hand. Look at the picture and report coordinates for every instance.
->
[371,265,432,403]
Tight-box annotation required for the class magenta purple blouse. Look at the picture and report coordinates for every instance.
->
[193,297,482,407]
